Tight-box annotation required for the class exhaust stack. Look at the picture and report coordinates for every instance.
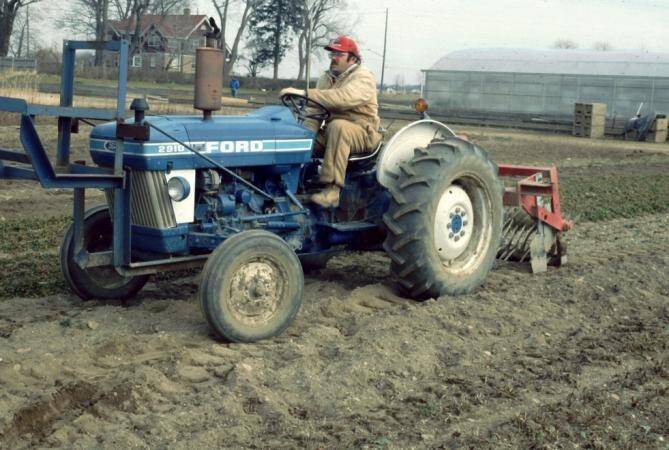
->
[194,18,223,120]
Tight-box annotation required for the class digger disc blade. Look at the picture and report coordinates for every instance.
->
[497,207,566,272]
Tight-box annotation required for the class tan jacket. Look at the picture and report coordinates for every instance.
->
[307,64,381,146]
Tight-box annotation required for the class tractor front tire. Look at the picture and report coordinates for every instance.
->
[199,230,304,343]
[382,139,503,299]
[59,205,149,300]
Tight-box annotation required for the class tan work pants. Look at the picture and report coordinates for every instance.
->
[313,119,378,188]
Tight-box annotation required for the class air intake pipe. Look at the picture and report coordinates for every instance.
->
[194,18,223,120]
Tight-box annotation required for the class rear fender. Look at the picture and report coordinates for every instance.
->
[376,119,455,188]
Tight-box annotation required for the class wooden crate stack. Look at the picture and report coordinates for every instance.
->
[647,116,668,143]
[573,102,606,138]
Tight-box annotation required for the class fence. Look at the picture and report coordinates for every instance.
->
[0,57,37,71]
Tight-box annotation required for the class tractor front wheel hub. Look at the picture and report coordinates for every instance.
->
[229,260,284,325]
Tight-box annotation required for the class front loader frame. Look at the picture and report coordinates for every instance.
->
[0,40,131,269]
[0,40,207,276]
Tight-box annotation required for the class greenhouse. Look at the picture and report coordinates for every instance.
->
[422,48,669,119]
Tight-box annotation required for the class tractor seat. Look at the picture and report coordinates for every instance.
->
[311,126,385,172]
[348,139,383,163]
[348,126,385,168]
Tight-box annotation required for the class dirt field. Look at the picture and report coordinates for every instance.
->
[0,119,667,449]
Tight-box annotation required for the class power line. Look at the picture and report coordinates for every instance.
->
[361,47,383,57]
[355,10,390,15]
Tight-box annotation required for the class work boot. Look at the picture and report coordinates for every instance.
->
[311,184,341,208]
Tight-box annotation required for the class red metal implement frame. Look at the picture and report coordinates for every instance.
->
[498,164,573,232]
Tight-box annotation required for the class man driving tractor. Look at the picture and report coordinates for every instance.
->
[280,35,381,208]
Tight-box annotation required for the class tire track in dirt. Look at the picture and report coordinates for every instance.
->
[0,379,138,448]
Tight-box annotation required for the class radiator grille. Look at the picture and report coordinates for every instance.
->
[105,171,177,228]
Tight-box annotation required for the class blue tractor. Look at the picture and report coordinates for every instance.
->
[0,36,571,342]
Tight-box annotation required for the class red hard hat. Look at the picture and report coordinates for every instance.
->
[324,36,361,59]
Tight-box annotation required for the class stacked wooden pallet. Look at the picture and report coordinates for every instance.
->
[647,116,668,143]
[573,102,606,138]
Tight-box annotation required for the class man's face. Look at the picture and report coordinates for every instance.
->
[329,51,355,75]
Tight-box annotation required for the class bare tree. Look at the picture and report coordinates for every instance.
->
[112,0,132,19]
[9,6,26,57]
[552,39,578,50]
[149,0,188,15]
[295,0,353,81]
[593,41,612,51]
[212,0,256,76]
[58,0,110,65]
[127,0,151,56]
[110,0,187,57]
[0,0,42,57]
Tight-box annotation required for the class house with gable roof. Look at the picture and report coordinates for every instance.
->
[105,8,230,73]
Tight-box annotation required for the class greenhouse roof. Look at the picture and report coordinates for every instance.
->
[427,48,669,78]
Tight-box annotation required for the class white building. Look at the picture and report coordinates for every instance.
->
[422,49,669,118]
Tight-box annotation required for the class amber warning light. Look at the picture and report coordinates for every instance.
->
[414,98,428,114]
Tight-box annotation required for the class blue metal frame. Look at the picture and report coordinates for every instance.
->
[0,39,132,271]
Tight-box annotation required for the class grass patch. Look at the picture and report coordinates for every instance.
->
[561,174,669,222]
[0,216,70,298]
[0,257,66,298]
[0,216,70,253]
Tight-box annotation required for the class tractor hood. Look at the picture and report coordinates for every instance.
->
[90,105,315,171]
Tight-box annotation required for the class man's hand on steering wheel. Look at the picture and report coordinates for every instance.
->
[280,87,306,97]
[279,88,331,124]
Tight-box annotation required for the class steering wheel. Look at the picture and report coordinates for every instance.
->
[281,93,331,124]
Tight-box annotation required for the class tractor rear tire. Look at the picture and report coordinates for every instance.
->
[59,205,149,300]
[199,230,303,343]
[382,139,504,299]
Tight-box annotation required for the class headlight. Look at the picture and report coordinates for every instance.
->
[167,176,190,202]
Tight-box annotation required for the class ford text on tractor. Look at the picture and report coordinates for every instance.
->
[0,30,572,342]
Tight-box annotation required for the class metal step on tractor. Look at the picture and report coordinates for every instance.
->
[0,29,573,343]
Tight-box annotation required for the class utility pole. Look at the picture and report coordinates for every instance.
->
[379,8,388,93]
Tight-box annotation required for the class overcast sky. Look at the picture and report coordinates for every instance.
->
[41,0,669,84]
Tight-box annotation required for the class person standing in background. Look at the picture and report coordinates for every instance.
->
[229,78,240,98]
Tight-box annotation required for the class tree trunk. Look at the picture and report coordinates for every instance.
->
[297,30,305,81]
[222,0,253,77]
[129,0,150,56]
[94,2,102,65]
[272,0,282,80]
[94,0,109,66]
[14,23,25,57]
[220,0,228,59]
[0,1,20,58]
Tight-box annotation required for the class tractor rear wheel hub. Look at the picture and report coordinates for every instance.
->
[434,184,474,262]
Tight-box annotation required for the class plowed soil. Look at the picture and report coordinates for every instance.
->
[0,121,667,449]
